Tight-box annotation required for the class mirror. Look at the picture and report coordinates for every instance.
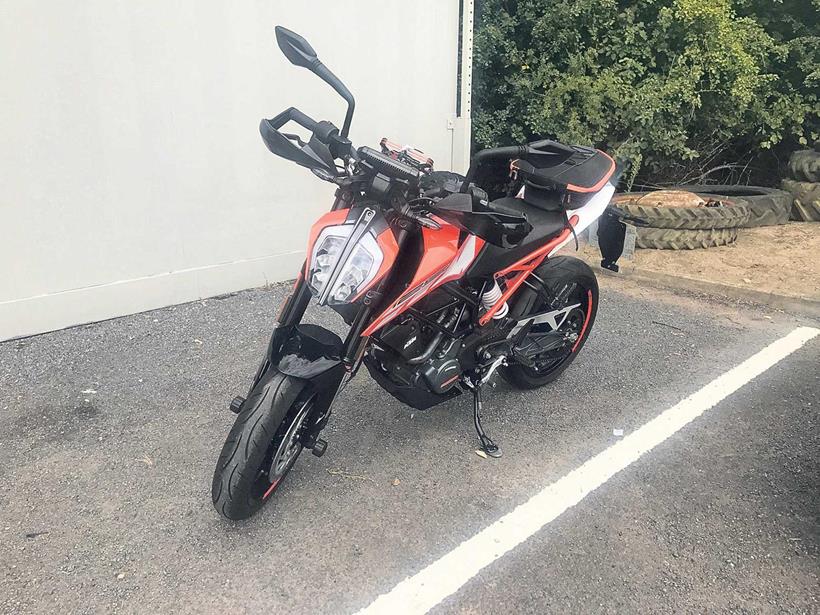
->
[274,25,357,138]
[275,26,319,68]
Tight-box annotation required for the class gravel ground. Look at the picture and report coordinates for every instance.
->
[0,279,817,614]
[610,223,819,300]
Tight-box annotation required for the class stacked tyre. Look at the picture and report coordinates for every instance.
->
[614,191,750,249]
[614,184,794,249]
[782,148,820,222]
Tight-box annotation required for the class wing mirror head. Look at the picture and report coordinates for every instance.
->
[275,25,319,69]
[273,25,356,138]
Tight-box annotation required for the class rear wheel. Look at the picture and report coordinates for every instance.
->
[501,256,598,390]
[211,370,312,520]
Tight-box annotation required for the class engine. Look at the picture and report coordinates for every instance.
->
[364,294,469,410]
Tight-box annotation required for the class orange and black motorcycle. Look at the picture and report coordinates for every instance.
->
[212,26,633,520]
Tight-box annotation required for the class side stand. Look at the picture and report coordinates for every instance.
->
[472,385,502,458]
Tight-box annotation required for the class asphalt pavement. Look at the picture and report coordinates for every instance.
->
[1,277,817,614]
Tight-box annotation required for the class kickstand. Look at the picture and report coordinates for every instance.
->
[472,385,502,458]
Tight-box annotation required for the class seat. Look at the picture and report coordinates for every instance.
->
[489,197,567,237]
[466,197,569,276]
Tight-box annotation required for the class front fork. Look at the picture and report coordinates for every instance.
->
[242,211,412,451]
[252,263,376,392]
[248,186,356,390]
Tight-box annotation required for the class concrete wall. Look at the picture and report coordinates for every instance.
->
[0,1,470,341]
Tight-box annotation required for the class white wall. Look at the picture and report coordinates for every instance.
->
[0,1,470,341]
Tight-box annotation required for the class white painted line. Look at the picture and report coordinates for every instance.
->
[356,326,819,615]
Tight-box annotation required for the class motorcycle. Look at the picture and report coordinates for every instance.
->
[212,26,632,520]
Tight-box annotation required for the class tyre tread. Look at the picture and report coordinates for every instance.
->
[616,199,750,229]
[620,185,792,227]
[211,371,307,520]
[635,227,738,249]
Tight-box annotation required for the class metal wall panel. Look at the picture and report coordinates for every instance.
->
[0,1,471,340]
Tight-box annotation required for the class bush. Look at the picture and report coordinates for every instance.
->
[473,0,819,187]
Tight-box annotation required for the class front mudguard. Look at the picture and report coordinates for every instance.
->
[251,323,346,436]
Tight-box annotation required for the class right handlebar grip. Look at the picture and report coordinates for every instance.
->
[269,107,318,132]
[359,146,419,183]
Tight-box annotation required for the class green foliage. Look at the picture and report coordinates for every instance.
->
[473,0,819,186]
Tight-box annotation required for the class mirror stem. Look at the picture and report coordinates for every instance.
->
[313,61,356,138]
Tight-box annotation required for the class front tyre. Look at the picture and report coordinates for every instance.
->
[211,370,312,520]
[502,256,598,390]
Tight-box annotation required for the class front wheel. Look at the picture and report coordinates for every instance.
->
[501,256,598,390]
[211,370,312,520]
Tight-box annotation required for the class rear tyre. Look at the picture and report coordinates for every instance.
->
[211,370,311,520]
[501,256,598,390]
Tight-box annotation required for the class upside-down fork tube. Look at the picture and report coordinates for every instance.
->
[247,270,314,393]
[248,187,355,391]
[342,303,375,369]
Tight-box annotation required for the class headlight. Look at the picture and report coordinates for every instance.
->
[308,225,383,305]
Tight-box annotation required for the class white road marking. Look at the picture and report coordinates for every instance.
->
[356,326,819,615]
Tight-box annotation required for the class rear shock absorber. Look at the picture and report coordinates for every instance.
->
[481,279,509,319]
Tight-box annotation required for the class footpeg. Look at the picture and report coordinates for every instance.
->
[311,438,328,457]
[229,396,245,414]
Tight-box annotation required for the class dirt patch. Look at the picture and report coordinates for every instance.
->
[630,223,819,300]
[575,222,819,301]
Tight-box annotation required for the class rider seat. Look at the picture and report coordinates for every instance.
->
[490,196,568,244]
[466,196,570,276]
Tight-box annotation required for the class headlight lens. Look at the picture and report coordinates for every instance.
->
[308,226,383,304]
[310,232,348,295]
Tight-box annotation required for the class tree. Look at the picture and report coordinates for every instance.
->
[473,0,819,186]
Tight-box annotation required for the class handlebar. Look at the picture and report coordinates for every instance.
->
[459,145,526,193]
[459,139,578,193]
[260,106,438,192]
[263,106,422,187]
[261,106,354,176]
